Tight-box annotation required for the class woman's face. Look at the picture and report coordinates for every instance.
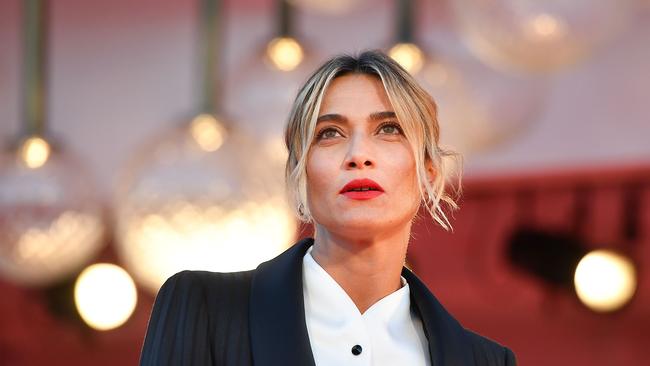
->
[306,73,422,239]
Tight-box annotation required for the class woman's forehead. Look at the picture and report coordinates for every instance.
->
[318,74,393,117]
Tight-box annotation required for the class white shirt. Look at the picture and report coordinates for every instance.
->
[302,246,431,366]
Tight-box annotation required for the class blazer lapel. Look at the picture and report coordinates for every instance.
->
[402,268,475,366]
[249,237,316,366]
[249,237,474,366]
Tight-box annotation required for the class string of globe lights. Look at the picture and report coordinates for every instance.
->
[225,0,317,151]
[113,0,297,296]
[0,0,136,332]
[386,0,547,155]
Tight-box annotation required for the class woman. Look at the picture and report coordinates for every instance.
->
[140,51,516,366]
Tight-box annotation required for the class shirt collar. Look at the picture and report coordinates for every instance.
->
[249,237,476,366]
[302,245,412,330]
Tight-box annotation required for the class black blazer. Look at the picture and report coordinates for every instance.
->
[140,237,516,366]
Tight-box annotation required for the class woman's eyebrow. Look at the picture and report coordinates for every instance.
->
[369,111,396,121]
[316,113,347,124]
[316,113,348,125]
[316,111,396,124]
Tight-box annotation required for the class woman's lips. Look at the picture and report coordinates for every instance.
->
[341,190,384,200]
[339,178,384,200]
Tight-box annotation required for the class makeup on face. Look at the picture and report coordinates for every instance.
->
[339,178,384,200]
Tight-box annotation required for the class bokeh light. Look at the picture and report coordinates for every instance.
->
[0,140,105,286]
[392,35,546,154]
[74,263,137,331]
[574,249,637,312]
[266,36,305,72]
[19,136,51,169]
[115,114,296,293]
[189,113,227,152]
[389,42,425,74]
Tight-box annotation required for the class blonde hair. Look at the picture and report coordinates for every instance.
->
[284,50,461,230]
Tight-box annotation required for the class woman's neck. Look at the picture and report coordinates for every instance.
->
[309,224,412,314]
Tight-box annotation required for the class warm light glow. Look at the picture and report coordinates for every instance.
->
[14,211,103,265]
[266,37,305,71]
[189,114,227,152]
[19,136,51,169]
[388,43,425,74]
[0,210,104,285]
[574,250,637,312]
[74,263,138,331]
[118,198,296,293]
[524,13,567,41]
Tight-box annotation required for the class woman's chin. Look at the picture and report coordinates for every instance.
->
[331,216,398,238]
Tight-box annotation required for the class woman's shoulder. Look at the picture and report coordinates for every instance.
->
[166,269,255,288]
[140,270,256,365]
[462,328,517,366]
[160,269,255,306]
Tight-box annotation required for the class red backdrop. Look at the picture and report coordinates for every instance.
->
[1,164,649,365]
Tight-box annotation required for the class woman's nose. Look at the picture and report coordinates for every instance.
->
[343,135,374,169]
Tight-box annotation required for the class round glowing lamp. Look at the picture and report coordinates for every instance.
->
[19,136,51,169]
[74,263,137,331]
[451,0,636,73]
[266,36,305,72]
[225,39,319,142]
[115,113,296,294]
[388,38,545,154]
[388,42,426,74]
[0,136,105,286]
[574,249,637,312]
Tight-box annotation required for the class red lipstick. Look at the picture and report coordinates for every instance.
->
[339,178,384,200]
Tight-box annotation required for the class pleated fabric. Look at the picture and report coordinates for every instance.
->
[140,270,254,366]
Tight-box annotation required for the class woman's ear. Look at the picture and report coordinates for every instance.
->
[420,159,438,203]
[425,158,437,185]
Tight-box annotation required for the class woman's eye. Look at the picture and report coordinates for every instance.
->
[316,127,341,140]
[378,122,403,135]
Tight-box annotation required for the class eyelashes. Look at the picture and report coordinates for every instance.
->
[315,126,342,140]
[376,121,404,135]
[314,121,404,141]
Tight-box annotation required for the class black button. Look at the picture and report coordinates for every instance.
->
[351,344,362,356]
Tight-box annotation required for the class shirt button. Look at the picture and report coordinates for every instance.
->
[351,344,362,356]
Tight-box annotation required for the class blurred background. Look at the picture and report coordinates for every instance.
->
[1,0,649,365]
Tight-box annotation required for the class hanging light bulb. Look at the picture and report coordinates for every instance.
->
[115,115,296,293]
[226,0,320,144]
[388,42,425,74]
[189,113,227,151]
[19,136,51,169]
[262,0,307,72]
[574,249,637,312]
[115,0,296,294]
[388,0,545,154]
[0,140,106,286]
[451,0,636,73]
[266,36,305,72]
[0,0,105,286]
